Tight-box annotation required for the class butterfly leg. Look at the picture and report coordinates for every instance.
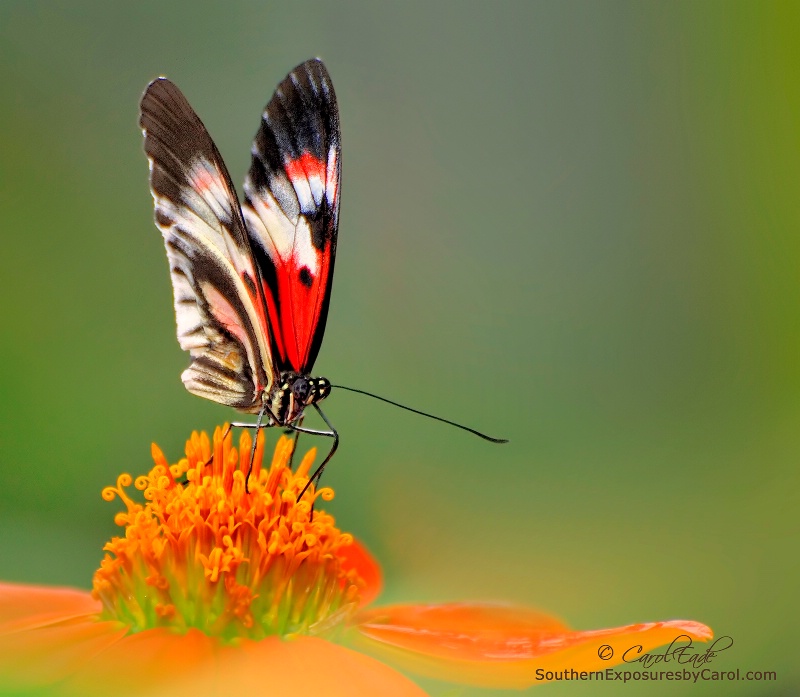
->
[292,404,339,502]
[229,418,277,429]
[288,416,303,470]
[230,404,280,492]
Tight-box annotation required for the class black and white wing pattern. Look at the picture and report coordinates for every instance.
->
[140,78,276,412]
[242,58,341,375]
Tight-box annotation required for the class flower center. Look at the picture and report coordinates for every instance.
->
[92,427,364,641]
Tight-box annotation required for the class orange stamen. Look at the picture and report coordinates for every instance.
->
[92,426,365,641]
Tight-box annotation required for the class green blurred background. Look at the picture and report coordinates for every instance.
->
[1,1,798,695]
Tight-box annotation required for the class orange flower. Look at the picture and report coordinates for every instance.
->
[0,428,712,696]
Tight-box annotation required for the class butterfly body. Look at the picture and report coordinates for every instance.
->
[140,59,340,432]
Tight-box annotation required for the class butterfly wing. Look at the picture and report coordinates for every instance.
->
[140,78,276,412]
[242,58,341,375]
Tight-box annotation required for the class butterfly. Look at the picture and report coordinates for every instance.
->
[140,58,341,478]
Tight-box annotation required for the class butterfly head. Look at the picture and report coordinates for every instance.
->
[272,372,331,424]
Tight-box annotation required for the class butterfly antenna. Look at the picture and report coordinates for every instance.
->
[331,385,509,443]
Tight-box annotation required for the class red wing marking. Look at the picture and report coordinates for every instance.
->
[284,152,327,187]
[264,238,331,371]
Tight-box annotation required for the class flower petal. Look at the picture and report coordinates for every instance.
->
[63,627,217,696]
[352,603,713,688]
[0,582,101,630]
[0,584,126,690]
[64,631,428,697]
[0,584,426,696]
[214,636,428,697]
[339,539,383,607]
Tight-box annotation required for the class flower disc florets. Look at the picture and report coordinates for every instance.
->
[92,427,363,641]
